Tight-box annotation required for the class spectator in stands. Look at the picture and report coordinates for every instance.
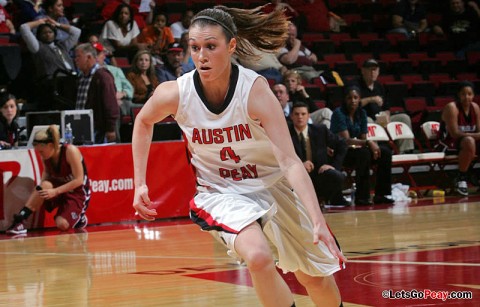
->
[0,1,15,34]
[12,0,42,29]
[35,0,70,42]
[261,0,304,33]
[289,102,349,207]
[353,59,414,153]
[101,0,156,30]
[289,0,346,33]
[278,22,321,82]
[272,83,293,123]
[137,12,174,65]
[170,9,194,43]
[100,3,147,58]
[179,31,195,73]
[389,0,428,39]
[20,17,80,110]
[155,43,189,83]
[0,91,19,149]
[88,33,116,66]
[433,0,480,58]
[468,0,480,17]
[93,42,134,118]
[127,49,159,104]
[236,42,287,84]
[437,81,478,196]
[330,86,394,205]
[6,124,89,235]
[284,70,335,127]
[74,43,119,143]
[283,70,318,112]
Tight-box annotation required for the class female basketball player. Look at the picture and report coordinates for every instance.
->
[6,125,90,235]
[439,81,479,196]
[132,6,346,307]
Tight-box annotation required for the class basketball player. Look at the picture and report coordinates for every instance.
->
[6,125,90,235]
[438,81,479,196]
[132,6,346,307]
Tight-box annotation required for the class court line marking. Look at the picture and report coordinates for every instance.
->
[1,251,479,267]
[347,259,480,266]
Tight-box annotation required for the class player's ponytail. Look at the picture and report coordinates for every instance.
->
[191,5,289,59]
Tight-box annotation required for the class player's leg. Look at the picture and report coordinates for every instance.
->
[234,222,295,307]
[294,271,342,307]
[55,193,86,231]
[6,181,52,234]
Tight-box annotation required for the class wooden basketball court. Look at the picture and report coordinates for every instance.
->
[1,196,479,306]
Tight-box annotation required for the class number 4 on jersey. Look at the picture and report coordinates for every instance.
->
[220,147,241,163]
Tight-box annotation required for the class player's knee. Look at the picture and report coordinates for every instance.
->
[55,217,70,231]
[243,249,274,272]
[40,181,53,189]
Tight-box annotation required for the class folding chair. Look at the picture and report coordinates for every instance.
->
[386,121,445,193]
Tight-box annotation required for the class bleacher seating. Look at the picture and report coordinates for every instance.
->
[3,0,479,188]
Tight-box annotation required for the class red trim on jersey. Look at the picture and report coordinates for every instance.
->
[189,199,239,234]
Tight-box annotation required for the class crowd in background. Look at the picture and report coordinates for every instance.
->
[0,0,479,204]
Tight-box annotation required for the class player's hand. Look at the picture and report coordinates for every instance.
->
[133,185,157,221]
[313,223,347,264]
[38,188,58,200]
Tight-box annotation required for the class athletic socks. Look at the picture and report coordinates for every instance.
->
[14,207,33,222]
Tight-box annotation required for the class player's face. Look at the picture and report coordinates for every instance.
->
[189,24,236,82]
[34,143,55,160]
[458,86,475,104]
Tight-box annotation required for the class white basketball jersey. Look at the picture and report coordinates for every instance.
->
[175,65,283,194]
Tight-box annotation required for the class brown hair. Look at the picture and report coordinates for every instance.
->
[131,50,157,81]
[190,5,289,59]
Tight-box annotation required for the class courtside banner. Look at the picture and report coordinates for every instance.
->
[0,142,196,230]
[71,142,196,226]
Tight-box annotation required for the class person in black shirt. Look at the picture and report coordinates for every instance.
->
[0,92,19,149]
[289,103,349,207]
[353,59,414,153]
[433,0,480,57]
[390,0,428,38]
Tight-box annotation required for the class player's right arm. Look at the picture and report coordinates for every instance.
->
[132,80,180,220]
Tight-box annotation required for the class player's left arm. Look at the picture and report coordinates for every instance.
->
[58,145,85,194]
[248,78,346,262]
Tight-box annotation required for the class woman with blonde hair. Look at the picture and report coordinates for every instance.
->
[6,125,90,235]
[126,50,159,104]
[132,5,345,307]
